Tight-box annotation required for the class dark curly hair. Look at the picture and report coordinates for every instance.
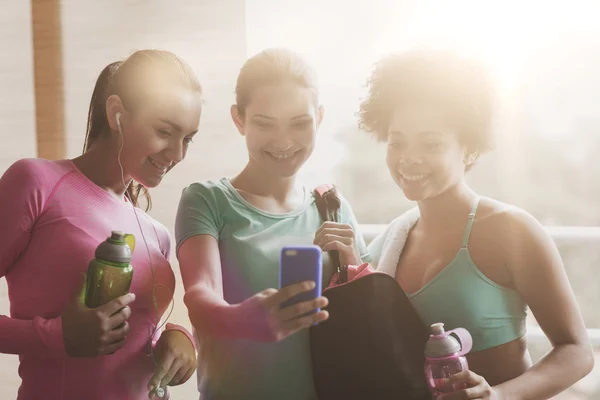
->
[358,49,495,154]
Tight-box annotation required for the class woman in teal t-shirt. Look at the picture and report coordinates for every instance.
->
[175,48,370,400]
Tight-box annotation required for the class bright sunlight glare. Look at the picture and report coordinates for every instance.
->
[245,0,600,179]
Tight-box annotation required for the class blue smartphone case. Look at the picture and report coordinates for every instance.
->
[279,245,323,313]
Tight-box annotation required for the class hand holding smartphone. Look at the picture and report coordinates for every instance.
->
[234,245,328,342]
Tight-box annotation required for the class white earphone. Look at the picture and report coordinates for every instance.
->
[115,112,122,133]
[113,109,173,398]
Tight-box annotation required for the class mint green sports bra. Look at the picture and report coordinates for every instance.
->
[408,197,528,352]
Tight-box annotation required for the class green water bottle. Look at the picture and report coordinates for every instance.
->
[85,231,135,309]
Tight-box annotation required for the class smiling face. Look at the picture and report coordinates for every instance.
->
[113,84,202,188]
[233,82,323,178]
[386,103,469,201]
[358,50,495,200]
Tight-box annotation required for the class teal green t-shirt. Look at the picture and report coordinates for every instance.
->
[175,178,369,400]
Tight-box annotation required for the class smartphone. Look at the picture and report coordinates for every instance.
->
[279,245,323,316]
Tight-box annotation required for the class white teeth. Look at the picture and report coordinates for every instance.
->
[149,158,168,171]
[268,152,295,160]
[402,174,428,181]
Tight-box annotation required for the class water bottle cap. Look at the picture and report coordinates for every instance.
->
[424,323,473,358]
[110,231,125,242]
[431,322,445,335]
[95,231,133,264]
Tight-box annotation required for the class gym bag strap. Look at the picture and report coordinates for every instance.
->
[313,184,348,283]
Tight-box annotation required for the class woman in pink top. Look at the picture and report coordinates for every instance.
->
[0,50,201,400]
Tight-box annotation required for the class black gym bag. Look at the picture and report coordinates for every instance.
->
[310,184,431,400]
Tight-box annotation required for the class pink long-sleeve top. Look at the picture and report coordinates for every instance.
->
[0,158,193,400]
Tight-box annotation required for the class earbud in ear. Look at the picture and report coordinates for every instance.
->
[115,112,122,132]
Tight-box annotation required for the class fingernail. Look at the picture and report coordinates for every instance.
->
[308,282,316,289]
[129,293,136,300]
[148,385,154,392]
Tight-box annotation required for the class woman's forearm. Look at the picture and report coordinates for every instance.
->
[183,286,242,340]
[496,343,594,400]
[0,315,66,357]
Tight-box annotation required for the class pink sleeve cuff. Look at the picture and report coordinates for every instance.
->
[164,323,197,352]
[32,316,66,358]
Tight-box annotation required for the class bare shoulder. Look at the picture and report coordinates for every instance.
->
[475,197,558,270]
[476,197,545,238]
